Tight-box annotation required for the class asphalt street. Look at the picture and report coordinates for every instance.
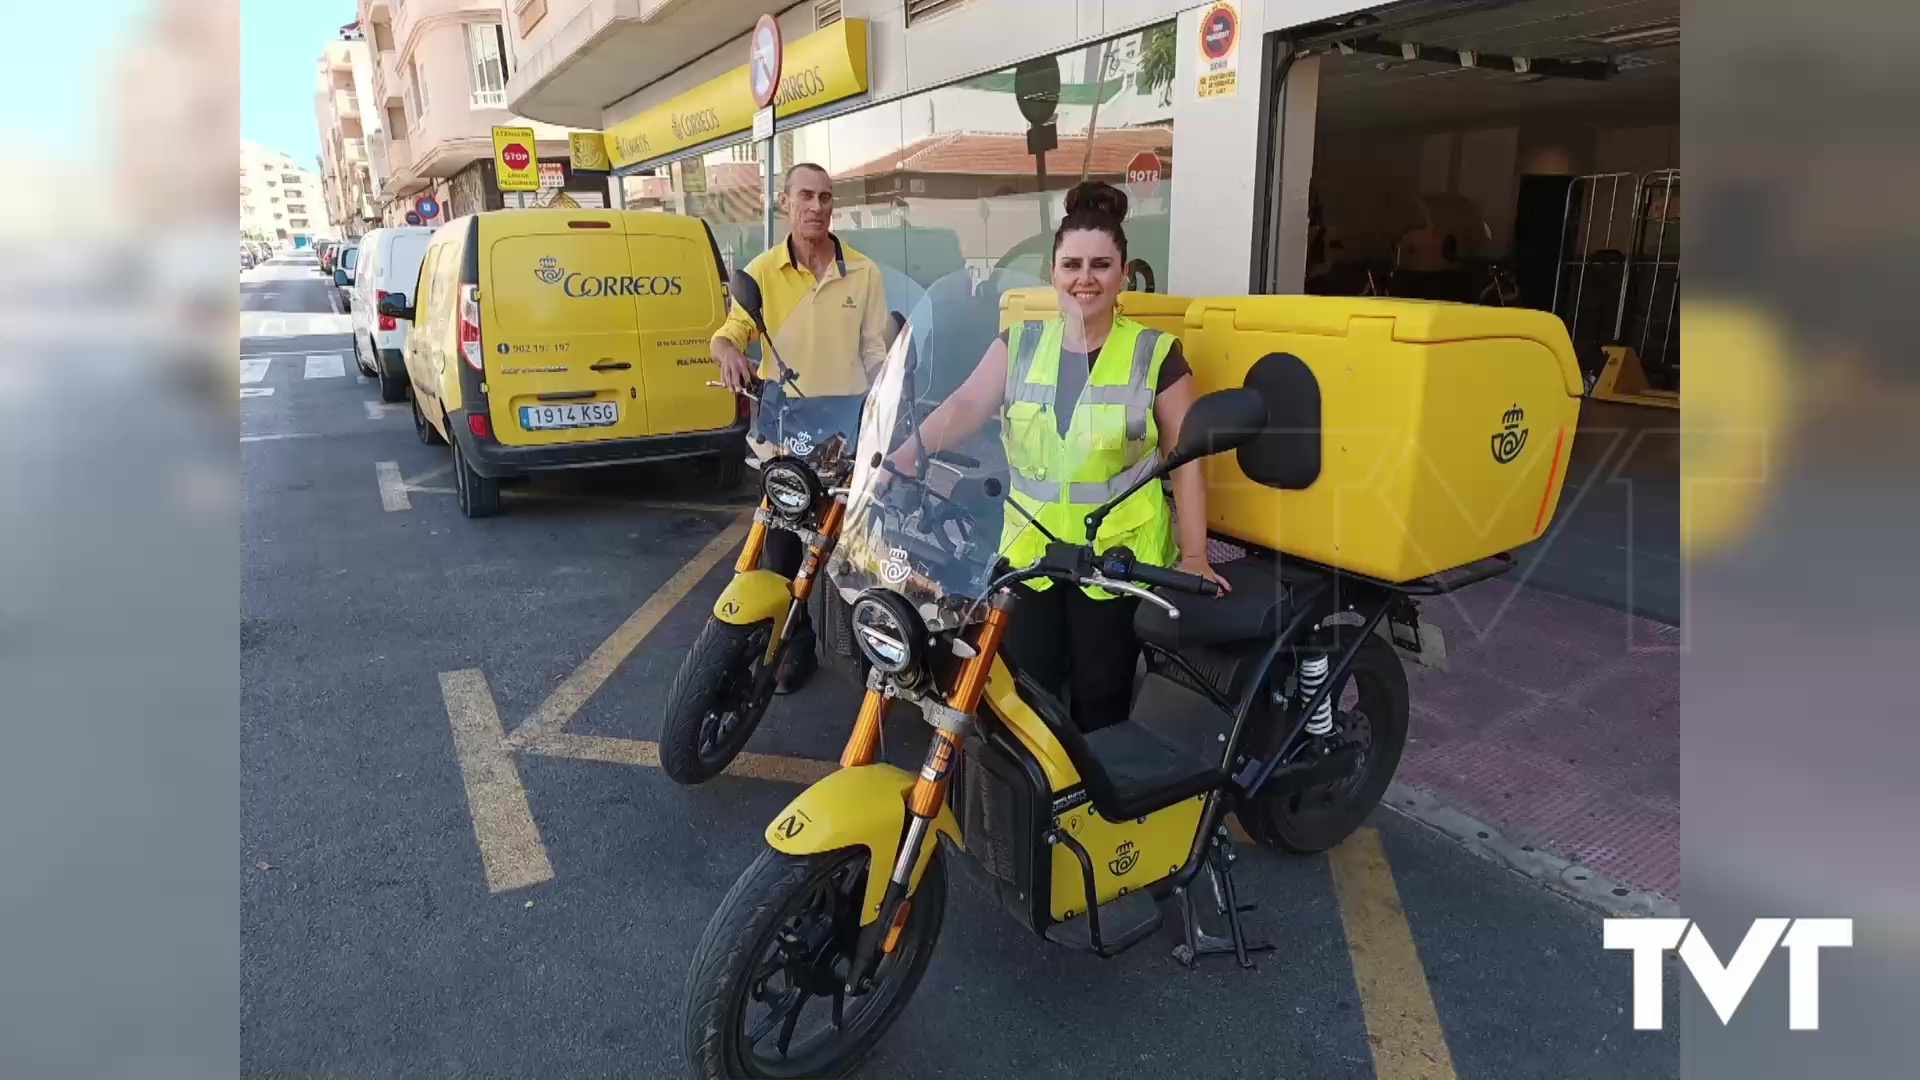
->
[240,250,1677,1078]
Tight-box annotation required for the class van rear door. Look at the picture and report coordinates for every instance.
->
[623,212,733,437]
[480,211,650,445]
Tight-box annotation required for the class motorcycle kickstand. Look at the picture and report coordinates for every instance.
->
[1171,830,1273,969]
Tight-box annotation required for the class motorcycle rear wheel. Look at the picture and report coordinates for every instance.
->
[660,617,777,784]
[1238,628,1409,854]
[682,847,946,1079]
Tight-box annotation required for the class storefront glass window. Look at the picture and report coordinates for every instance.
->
[626,21,1175,306]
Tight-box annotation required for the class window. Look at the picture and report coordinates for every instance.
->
[405,58,428,125]
[290,218,310,229]
[282,173,300,183]
[274,212,284,220]
[467,23,509,107]
[288,204,307,214]
[266,178,277,186]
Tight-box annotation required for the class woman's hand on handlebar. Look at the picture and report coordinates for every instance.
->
[1178,553,1233,594]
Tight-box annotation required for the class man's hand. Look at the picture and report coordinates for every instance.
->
[713,338,758,393]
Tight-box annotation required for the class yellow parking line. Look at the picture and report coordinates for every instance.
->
[506,515,751,747]
[1329,827,1456,1080]
[439,669,554,893]
[526,732,838,785]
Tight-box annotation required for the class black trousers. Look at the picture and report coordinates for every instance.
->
[1001,583,1140,732]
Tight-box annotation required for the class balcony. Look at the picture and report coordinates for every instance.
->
[378,53,403,106]
[364,0,391,18]
[507,0,786,127]
[334,88,360,120]
[343,137,367,162]
[470,88,506,109]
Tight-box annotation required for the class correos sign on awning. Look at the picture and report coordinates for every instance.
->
[605,18,870,171]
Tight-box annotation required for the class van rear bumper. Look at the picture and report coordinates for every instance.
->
[450,409,749,479]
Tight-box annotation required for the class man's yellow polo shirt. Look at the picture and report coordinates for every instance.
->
[712,234,891,397]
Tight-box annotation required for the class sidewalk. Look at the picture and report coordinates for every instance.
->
[1396,579,1680,905]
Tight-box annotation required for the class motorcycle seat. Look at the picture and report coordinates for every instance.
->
[1133,558,1293,650]
[1008,668,1224,822]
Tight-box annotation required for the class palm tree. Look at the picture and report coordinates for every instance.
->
[1138,23,1177,107]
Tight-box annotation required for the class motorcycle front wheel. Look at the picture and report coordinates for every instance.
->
[682,847,946,1079]
[660,617,777,784]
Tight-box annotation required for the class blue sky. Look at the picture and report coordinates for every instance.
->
[243,0,361,169]
[0,1,144,160]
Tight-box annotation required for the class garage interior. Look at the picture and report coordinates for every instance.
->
[1289,0,1681,620]
[1297,0,1679,397]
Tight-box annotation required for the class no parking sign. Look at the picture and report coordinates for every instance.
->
[414,194,440,221]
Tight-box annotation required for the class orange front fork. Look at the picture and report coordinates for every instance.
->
[862,601,1011,958]
[734,498,769,573]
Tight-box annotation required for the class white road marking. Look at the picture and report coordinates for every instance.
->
[305,354,346,380]
[375,461,411,511]
[240,358,270,384]
[239,432,320,443]
[364,400,404,420]
[240,387,275,398]
[403,464,451,488]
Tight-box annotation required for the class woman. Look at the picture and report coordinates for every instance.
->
[892,181,1228,732]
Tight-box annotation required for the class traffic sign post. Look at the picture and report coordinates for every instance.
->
[492,126,540,193]
[749,14,783,252]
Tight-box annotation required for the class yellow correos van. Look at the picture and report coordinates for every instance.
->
[381,209,742,517]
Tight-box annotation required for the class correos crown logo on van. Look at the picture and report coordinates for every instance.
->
[535,255,683,298]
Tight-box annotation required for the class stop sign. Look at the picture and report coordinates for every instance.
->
[1125,151,1163,195]
[501,143,532,170]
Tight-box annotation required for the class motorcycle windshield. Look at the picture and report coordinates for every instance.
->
[829,268,1072,632]
[742,286,881,475]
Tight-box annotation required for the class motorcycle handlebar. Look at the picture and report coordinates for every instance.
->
[1125,559,1223,598]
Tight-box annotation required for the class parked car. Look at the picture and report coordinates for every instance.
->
[315,240,336,273]
[240,246,256,270]
[347,226,434,402]
[377,208,737,518]
[329,243,359,311]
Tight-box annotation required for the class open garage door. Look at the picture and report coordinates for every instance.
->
[1284,0,1680,393]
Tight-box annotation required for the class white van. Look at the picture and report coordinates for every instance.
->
[349,226,434,403]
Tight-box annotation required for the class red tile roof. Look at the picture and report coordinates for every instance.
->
[837,128,1173,181]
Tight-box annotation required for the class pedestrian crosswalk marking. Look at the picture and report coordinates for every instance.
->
[241,358,270,384]
[240,387,275,398]
[305,354,345,380]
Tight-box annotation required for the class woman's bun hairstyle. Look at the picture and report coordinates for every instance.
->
[1063,180,1129,224]
[1053,180,1130,262]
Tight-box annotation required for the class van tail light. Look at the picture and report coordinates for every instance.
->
[376,290,396,331]
[459,284,482,371]
[468,413,491,439]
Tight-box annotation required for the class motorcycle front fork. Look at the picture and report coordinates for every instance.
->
[844,598,1011,992]
[741,497,846,674]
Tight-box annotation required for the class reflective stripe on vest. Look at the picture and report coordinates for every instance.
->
[1007,449,1162,504]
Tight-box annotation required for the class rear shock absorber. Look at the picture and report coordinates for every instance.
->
[1296,653,1335,737]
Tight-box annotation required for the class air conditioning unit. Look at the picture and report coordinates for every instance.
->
[906,0,970,27]
[815,0,841,30]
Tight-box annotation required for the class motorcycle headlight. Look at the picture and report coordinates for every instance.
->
[762,460,816,517]
[851,589,924,677]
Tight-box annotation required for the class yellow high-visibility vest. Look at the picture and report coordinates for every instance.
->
[1000,315,1177,596]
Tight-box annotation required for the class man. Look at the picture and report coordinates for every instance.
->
[710,162,890,692]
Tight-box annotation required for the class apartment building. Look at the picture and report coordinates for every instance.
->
[357,0,604,226]
[314,33,383,238]
[240,141,333,248]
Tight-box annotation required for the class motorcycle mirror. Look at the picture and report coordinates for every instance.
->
[729,271,767,334]
[1163,388,1269,471]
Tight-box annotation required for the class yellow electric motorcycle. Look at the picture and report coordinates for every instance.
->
[678,285,1534,1078]
[658,275,870,784]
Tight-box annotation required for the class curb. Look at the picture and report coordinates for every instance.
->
[1383,781,1679,918]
